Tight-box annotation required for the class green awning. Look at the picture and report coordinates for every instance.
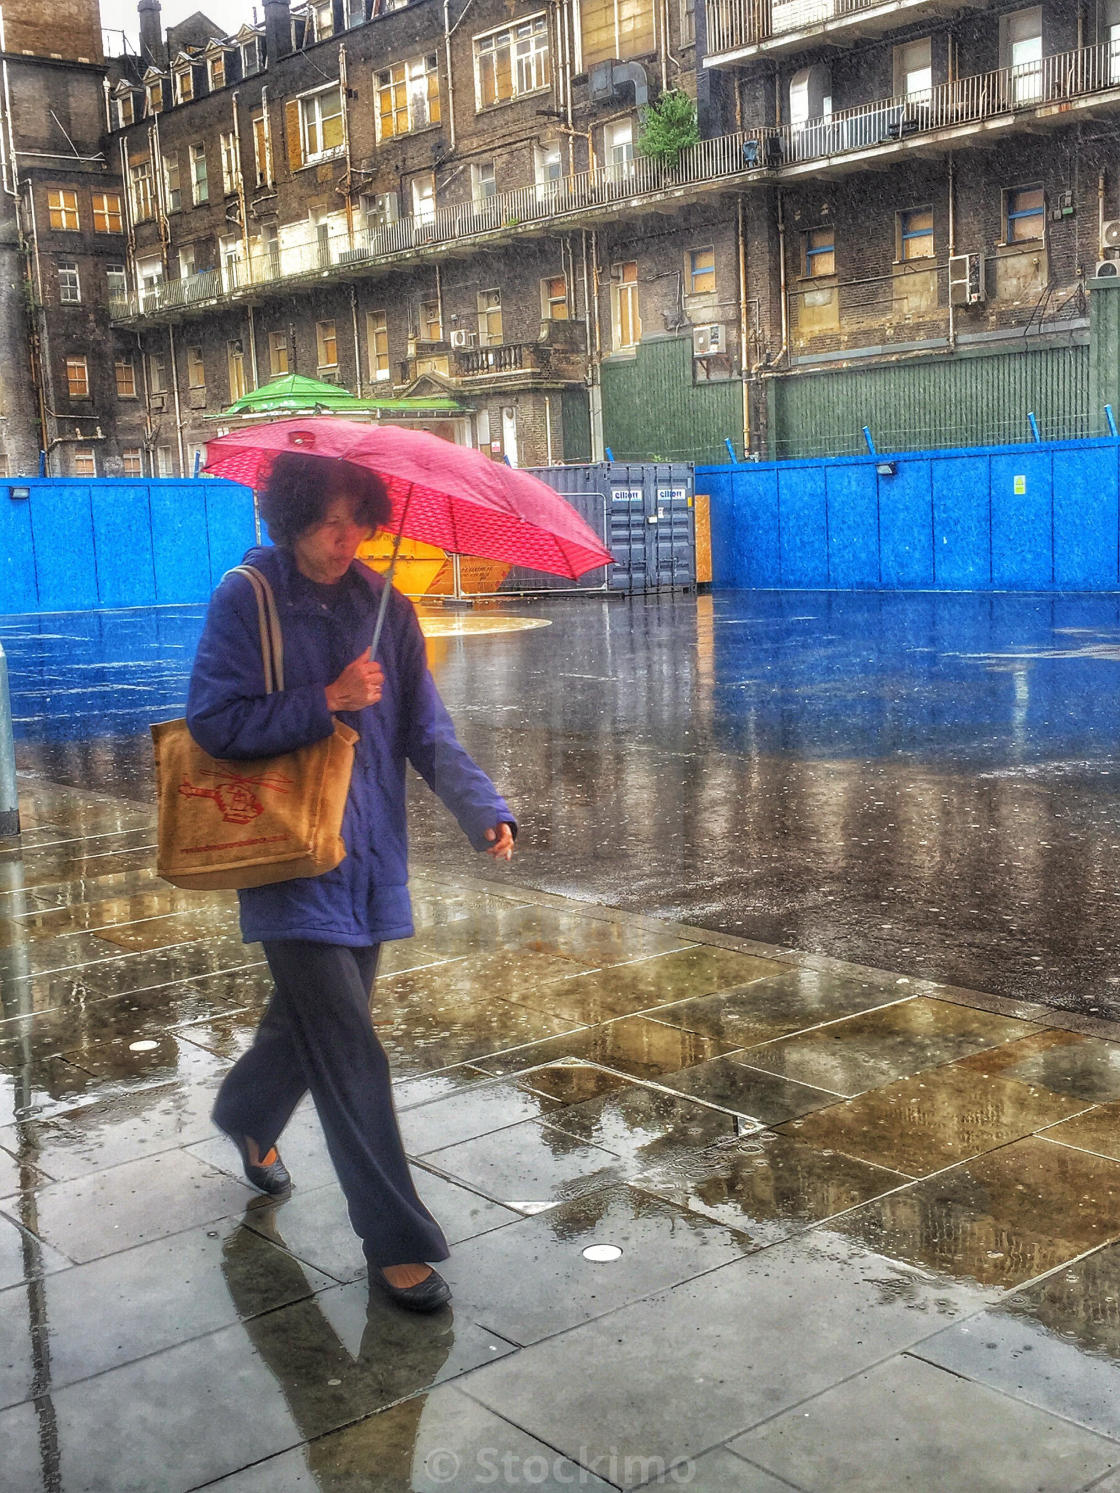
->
[212,373,464,418]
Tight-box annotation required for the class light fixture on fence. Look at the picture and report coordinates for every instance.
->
[875,461,897,477]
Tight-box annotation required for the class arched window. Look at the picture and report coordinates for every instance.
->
[789,64,832,125]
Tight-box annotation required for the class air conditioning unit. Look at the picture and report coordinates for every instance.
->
[1103,219,1120,251]
[693,323,724,356]
[949,252,985,306]
[149,392,167,411]
[1095,258,1120,279]
[450,328,476,349]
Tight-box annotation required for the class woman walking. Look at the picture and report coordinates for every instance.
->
[186,451,515,1311]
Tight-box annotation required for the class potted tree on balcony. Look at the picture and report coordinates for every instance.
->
[638,90,700,172]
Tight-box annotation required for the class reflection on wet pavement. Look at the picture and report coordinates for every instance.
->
[8,599,1120,1487]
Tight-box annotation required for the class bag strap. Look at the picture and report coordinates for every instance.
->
[228,564,285,695]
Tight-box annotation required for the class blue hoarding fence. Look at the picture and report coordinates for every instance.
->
[0,477,257,615]
[698,436,1120,592]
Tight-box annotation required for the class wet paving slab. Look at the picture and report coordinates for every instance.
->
[11,599,1120,1487]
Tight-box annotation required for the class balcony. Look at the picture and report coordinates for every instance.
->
[742,43,1120,177]
[106,44,1120,327]
[452,343,553,378]
[706,0,985,66]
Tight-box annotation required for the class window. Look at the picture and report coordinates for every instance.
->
[802,226,835,276]
[227,339,246,400]
[220,131,238,195]
[241,37,261,76]
[115,356,136,397]
[1002,7,1043,103]
[145,77,164,115]
[164,155,181,212]
[47,188,79,230]
[477,287,502,346]
[130,160,154,221]
[581,0,654,68]
[789,64,832,125]
[208,51,226,91]
[66,356,89,398]
[362,192,399,235]
[175,65,194,104]
[92,191,122,234]
[186,345,205,389]
[472,160,497,206]
[137,252,163,295]
[541,274,568,320]
[252,113,272,187]
[411,172,435,224]
[688,246,715,295]
[190,144,209,205]
[475,15,550,108]
[148,353,167,393]
[58,262,80,303]
[604,118,634,183]
[220,233,243,291]
[681,0,696,46]
[116,91,135,128]
[375,57,440,141]
[312,0,334,39]
[73,449,96,476]
[316,318,338,368]
[155,446,174,477]
[418,298,442,342]
[610,260,640,349]
[179,244,196,279]
[898,206,934,260]
[107,263,127,301]
[367,309,390,380]
[122,448,143,476]
[1006,184,1045,243]
[894,38,932,100]
[534,142,562,202]
[268,330,289,376]
[299,84,344,162]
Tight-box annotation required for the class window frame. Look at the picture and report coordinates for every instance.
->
[65,355,90,399]
[219,131,238,196]
[121,447,144,477]
[190,143,209,205]
[130,160,155,222]
[252,112,272,187]
[227,338,246,401]
[366,309,390,381]
[92,191,122,234]
[47,188,80,231]
[687,246,716,295]
[897,205,934,262]
[476,286,502,346]
[299,82,345,163]
[1004,183,1046,244]
[802,225,836,278]
[268,330,289,377]
[115,355,137,398]
[145,77,164,116]
[186,345,206,390]
[116,92,135,128]
[163,154,182,213]
[57,261,81,304]
[72,449,97,477]
[106,263,128,302]
[174,65,194,104]
[316,318,339,369]
[541,273,568,320]
[207,51,227,91]
[374,55,440,142]
[610,260,640,350]
[474,13,551,110]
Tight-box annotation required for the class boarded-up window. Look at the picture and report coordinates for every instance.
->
[581,0,655,67]
[367,310,390,380]
[375,56,439,140]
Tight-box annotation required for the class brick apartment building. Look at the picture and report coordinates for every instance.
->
[3,0,1120,477]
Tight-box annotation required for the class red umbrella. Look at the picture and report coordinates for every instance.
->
[203,417,613,581]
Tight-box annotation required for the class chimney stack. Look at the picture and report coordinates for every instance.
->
[262,0,292,61]
[137,0,166,68]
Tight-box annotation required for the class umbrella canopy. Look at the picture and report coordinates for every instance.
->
[217,373,463,420]
[203,416,614,582]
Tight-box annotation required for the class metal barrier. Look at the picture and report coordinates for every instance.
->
[0,644,19,835]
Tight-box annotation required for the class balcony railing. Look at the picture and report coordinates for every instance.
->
[109,43,1120,324]
[452,342,552,376]
[708,0,946,57]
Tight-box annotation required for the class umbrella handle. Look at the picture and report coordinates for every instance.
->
[370,484,414,660]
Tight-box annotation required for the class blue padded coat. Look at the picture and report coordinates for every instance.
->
[185,545,514,946]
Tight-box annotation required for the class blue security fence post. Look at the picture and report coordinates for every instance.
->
[862,426,877,457]
[724,437,737,460]
[1106,404,1118,438]
[0,645,19,837]
[1028,411,1041,443]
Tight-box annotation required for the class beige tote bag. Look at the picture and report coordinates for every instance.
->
[152,565,358,891]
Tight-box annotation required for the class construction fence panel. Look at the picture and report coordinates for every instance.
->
[699,437,1120,591]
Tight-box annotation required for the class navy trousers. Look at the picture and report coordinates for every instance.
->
[212,939,449,1268]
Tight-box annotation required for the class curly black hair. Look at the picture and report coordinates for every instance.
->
[258,452,392,546]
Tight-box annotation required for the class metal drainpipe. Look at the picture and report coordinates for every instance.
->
[561,0,574,129]
[350,284,361,390]
[948,154,957,350]
[0,8,20,197]
[167,322,186,474]
[24,180,53,473]
[586,228,604,461]
[247,303,259,391]
[443,0,457,152]
[775,188,789,369]
[261,85,274,196]
[231,92,250,268]
[1099,167,1106,257]
[340,47,354,247]
[151,116,169,267]
[737,195,751,458]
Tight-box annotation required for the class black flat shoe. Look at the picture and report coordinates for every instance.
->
[222,1130,291,1196]
[370,1266,451,1312]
